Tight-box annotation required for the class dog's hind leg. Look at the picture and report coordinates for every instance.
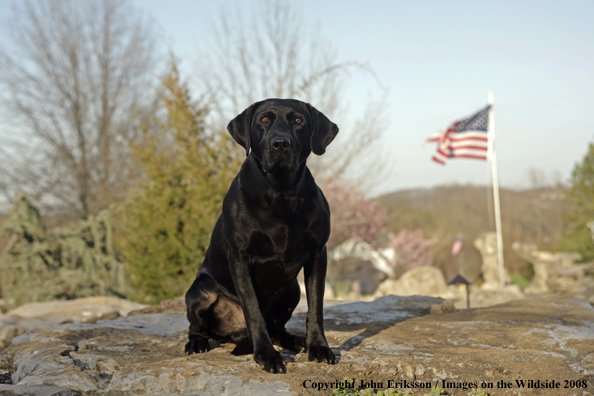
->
[263,280,307,353]
[185,274,218,354]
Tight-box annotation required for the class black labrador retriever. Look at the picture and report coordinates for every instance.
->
[184,98,338,374]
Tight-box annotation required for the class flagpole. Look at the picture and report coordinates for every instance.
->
[488,91,505,288]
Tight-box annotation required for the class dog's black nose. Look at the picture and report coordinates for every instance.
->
[271,136,291,151]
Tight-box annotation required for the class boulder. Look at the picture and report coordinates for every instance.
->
[2,295,593,395]
[127,296,185,316]
[462,284,524,309]
[298,281,335,300]
[549,263,594,302]
[0,325,24,350]
[373,266,450,298]
[6,297,146,324]
[374,266,524,309]
[513,242,583,294]
[0,300,8,315]
[0,384,81,395]
[474,232,510,289]
[0,297,147,353]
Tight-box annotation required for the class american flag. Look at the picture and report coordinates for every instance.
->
[425,105,491,165]
[451,236,463,256]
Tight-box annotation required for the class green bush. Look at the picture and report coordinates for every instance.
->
[0,195,127,307]
[558,140,594,262]
[114,59,241,303]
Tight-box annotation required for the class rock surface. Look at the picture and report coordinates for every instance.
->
[474,232,511,289]
[0,297,146,350]
[373,266,524,310]
[373,266,453,298]
[513,242,584,295]
[5,297,146,324]
[1,295,593,395]
[0,384,81,395]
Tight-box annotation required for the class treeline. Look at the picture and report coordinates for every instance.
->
[0,0,388,307]
[1,0,592,306]
[377,184,570,281]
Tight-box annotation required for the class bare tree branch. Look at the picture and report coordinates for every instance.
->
[193,0,391,189]
[0,0,160,218]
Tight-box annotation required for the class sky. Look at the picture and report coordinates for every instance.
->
[2,0,594,197]
[131,0,594,195]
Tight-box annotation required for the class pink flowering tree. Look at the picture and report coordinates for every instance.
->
[322,179,386,250]
[388,229,433,278]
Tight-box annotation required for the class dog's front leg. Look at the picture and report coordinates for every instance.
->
[304,246,337,365]
[228,252,287,374]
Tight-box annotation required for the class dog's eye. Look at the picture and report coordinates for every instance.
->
[295,117,302,125]
[261,117,268,124]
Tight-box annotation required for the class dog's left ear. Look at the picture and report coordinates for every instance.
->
[227,102,259,156]
[307,104,339,156]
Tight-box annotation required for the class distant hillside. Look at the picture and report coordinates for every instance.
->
[0,185,569,287]
[376,184,569,282]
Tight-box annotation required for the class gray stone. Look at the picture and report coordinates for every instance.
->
[0,301,8,315]
[0,384,81,396]
[513,242,583,294]
[549,263,594,301]
[429,300,456,314]
[1,295,593,395]
[6,297,146,324]
[0,297,147,352]
[373,266,451,298]
[298,280,335,300]
[372,265,525,309]
[474,232,510,289]
[0,326,24,350]
[463,284,524,309]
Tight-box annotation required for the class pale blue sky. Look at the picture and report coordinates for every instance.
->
[2,1,593,195]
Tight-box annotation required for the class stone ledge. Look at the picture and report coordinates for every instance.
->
[0,295,593,395]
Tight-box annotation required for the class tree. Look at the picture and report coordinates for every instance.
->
[558,140,594,262]
[0,0,159,219]
[194,0,389,187]
[114,59,242,303]
[322,179,386,250]
[0,195,127,307]
[388,229,433,278]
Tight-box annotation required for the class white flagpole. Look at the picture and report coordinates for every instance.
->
[488,91,505,288]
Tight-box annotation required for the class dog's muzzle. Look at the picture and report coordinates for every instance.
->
[264,136,296,173]
[271,136,291,152]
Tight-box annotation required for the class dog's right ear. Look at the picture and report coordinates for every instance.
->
[227,103,258,156]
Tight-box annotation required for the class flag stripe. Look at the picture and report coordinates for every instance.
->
[452,153,488,160]
[447,144,488,151]
[424,105,491,165]
[449,135,488,142]
[432,156,446,165]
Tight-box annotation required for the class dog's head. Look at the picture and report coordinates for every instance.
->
[227,99,338,174]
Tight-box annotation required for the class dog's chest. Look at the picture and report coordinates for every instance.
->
[247,225,310,260]
[245,222,312,277]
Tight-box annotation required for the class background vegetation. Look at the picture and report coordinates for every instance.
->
[377,184,569,282]
[0,0,591,306]
[557,141,594,262]
[113,59,242,303]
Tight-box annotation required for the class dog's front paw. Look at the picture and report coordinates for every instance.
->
[185,335,210,354]
[254,348,287,374]
[278,333,307,353]
[308,345,336,364]
[293,335,307,352]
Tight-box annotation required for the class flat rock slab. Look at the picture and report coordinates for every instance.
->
[5,297,147,324]
[0,295,593,395]
[0,384,81,395]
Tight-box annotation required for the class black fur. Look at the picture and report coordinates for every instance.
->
[185,98,338,373]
